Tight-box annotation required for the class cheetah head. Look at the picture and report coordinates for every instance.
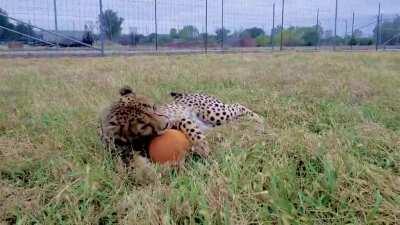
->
[101,86,171,144]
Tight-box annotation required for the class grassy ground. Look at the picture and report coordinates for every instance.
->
[0,53,399,225]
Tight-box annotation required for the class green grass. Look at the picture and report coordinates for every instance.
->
[0,52,399,225]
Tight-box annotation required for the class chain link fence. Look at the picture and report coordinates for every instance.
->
[0,0,399,56]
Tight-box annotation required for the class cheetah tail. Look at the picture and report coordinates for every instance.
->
[251,112,265,124]
[241,105,264,124]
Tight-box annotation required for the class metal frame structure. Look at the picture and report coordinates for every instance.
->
[0,0,398,57]
[0,11,101,51]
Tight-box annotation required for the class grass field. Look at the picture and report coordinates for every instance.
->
[0,53,399,225]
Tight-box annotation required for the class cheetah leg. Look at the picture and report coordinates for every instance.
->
[174,118,210,158]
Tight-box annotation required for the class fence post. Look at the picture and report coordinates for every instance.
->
[205,0,208,53]
[99,0,105,56]
[380,13,383,46]
[375,3,381,51]
[333,0,338,51]
[221,0,224,50]
[154,0,158,51]
[271,3,275,50]
[53,0,59,47]
[316,8,319,50]
[280,0,284,51]
[351,11,354,50]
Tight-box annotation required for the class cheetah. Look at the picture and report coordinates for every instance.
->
[100,86,263,161]
[159,92,264,156]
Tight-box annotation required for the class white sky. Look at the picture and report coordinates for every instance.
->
[0,0,399,35]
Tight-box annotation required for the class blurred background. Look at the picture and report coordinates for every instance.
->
[0,0,399,55]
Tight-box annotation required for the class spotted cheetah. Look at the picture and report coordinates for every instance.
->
[100,86,263,161]
[159,92,264,156]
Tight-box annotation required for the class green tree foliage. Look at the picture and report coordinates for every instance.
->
[274,27,305,46]
[302,25,323,46]
[169,28,179,39]
[99,9,124,40]
[215,28,230,43]
[349,37,357,46]
[178,25,199,41]
[358,37,374,45]
[349,29,373,46]
[270,25,326,46]
[255,35,269,46]
[0,8,37,42]
[14,23,35,41]
[241,27,265,38]
[0,8,16,41]
[82,31,94,45]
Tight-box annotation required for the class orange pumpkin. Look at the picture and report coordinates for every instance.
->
[149,129,190,164]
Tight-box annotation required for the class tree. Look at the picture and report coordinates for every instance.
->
[0,8,17,41]
[145,33,157,43]
[169,28,179,39]
[15,23,35,40]
[302,25,323,46]
[255,35,269,47]
[348,29,364,46]
[282,27,305,46]
[0,8,9,29]
[215,28,230,43]
[358,37,374,45]
[82,31,94,45]
[271,26,282,37]
[241,27,265,38]
[99,9,124,40]
[178,25,199,41]
[349,37,357,46]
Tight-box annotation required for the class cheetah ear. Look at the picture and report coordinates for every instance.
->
[170,92,183,98]
[119,86,135,96]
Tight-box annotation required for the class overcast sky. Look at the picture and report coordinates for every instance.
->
[1,0,399,35]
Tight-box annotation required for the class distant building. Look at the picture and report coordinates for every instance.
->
[37,30,86,46]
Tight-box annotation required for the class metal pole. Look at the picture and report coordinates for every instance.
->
[351,11,354,50]
[316,8,320,50]
[345,20,348,39]
[280,0,284,51]
[334,0,338,51]
[271,3,275,50]
[99,0,105,56]
[53,0,59,47]
[380,13,383,45]
[205,0,208,53]
[376,3,381,51]
[221,0,224,49]
[155,0,158,51]
[134,28,137,47]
